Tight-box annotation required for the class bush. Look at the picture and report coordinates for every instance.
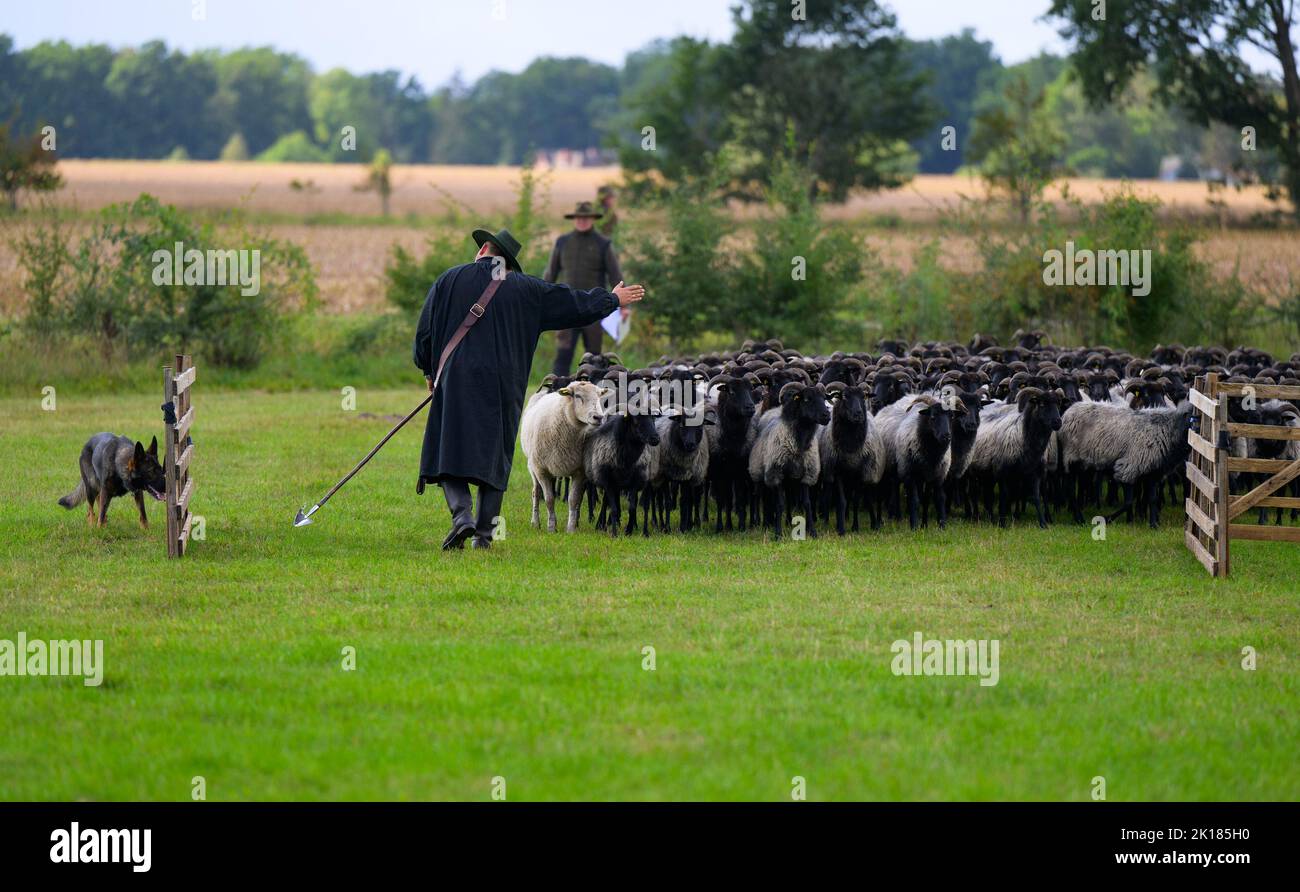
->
[17,194,317,368]
[729,147,863,346]
[622,159,735,351]
[384,230,476,313]
[219,133,250,162]
[962,188,1217,349]
[257,131,330,163]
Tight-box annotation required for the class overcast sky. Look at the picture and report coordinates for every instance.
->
[4,0,1071,86]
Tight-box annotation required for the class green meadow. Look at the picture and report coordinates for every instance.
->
[1,386,1297,801]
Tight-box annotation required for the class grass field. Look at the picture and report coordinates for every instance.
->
[2,385,1298,801]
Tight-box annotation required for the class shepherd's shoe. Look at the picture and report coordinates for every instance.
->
[442,522,475,550]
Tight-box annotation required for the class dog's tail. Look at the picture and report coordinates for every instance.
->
[58,481,86,509]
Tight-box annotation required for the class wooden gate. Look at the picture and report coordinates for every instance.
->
[1185,373,1300,577]
[162,354,196,558]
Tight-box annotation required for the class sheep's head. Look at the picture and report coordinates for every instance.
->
[907,395,952,447]
[870,370,912,413]
[939,386,983,435]
[826,381,867,424]
[779,382,831,427]
[1015,386,1063,432]
[557,381,605,427]
[709,374,758,419]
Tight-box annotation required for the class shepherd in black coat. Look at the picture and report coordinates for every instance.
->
[413,228,643,550]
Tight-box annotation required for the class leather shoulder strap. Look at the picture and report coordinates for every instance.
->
[432,274,505,390]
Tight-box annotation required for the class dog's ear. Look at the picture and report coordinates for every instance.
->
[132,441,145,469]
[147,436,158,457]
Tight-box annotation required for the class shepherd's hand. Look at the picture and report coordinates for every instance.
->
[426,376,434,394]
[612,281,644,308]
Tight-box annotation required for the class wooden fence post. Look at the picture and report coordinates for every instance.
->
[163,353,196,558]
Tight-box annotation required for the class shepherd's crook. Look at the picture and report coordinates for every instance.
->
[293,394,432,527]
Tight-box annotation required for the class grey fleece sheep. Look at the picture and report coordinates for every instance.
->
[646,404,714,531]
[1058,399,1194,527]
[520,381,605,532]
[748,382,830,537]
[965,387,1064,527]
[875,393,954,529]
[817,381,886,533]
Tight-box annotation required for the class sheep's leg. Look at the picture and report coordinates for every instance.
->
[934,480,948,530]
[596,491,608,531]
[907,482,920,530]
[530,474,542,527]
[625,488,638,536]
[1147,478,1162,529]
[801,483,817,538]
[680,485,693,533]
[772,485,785,539]
[588,485,597,523]
[566,473,586,532]
[1104,484,1136,524]
[997,480,1010,528]
[834,480,847,536]
[539,473,558,533]
[1031,474,1047,529]
[607,486,620,537]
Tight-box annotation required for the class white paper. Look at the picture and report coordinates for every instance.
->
[601,308,629,343]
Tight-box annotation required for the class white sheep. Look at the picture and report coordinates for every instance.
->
[520,381,605,532]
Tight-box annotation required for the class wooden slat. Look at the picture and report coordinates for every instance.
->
[1184,528,1219,576]
[1185,498,1217,538]
[1210,375,1231,575]
[1188,388,1218,415]
[177,477,194,517]
[173,365,196,395]
[1218,383,1300,399]
[1228,523,1300,542]
[1184,461,1217,500]
[175,406,194,446]
[176,442,193,480]
[1187,430,1217,462]
[1250,496,1300,509]
[1226,422,1300,440]
[163,364,178,559]
[1228,456,1300,520]
[1227,457,1294,473]
[178,512,193,545]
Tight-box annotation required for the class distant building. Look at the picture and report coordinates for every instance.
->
[531,147,618,169]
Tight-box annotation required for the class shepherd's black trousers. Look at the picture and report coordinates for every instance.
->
[441,477,503,540]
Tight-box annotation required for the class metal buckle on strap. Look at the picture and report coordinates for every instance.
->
[470,303,485,318]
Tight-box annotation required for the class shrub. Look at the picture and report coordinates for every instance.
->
[384,229,475,313]
[17,194,317,368]
[258,131,330,163]
[621,158,735,351]
[728,146,863,346]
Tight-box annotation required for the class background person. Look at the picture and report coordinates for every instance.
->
[545,201,624,376]
[413,227,644,550]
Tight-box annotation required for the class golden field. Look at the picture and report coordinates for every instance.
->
[0,160,1297,315]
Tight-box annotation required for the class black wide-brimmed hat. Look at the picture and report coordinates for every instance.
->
[471,227,523,272]
[564,200,604,220]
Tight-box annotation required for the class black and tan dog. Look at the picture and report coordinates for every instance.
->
[58,433,167,528]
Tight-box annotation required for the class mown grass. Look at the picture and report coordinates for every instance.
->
[1,386,1298,801]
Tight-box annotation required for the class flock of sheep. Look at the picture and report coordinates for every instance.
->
[520,331,1300,538]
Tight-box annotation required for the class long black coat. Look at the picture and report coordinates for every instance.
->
[413,257,617,491]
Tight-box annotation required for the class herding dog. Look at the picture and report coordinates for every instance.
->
[58,433,167,528]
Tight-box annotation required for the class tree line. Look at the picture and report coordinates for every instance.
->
[0,1,1293,210]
